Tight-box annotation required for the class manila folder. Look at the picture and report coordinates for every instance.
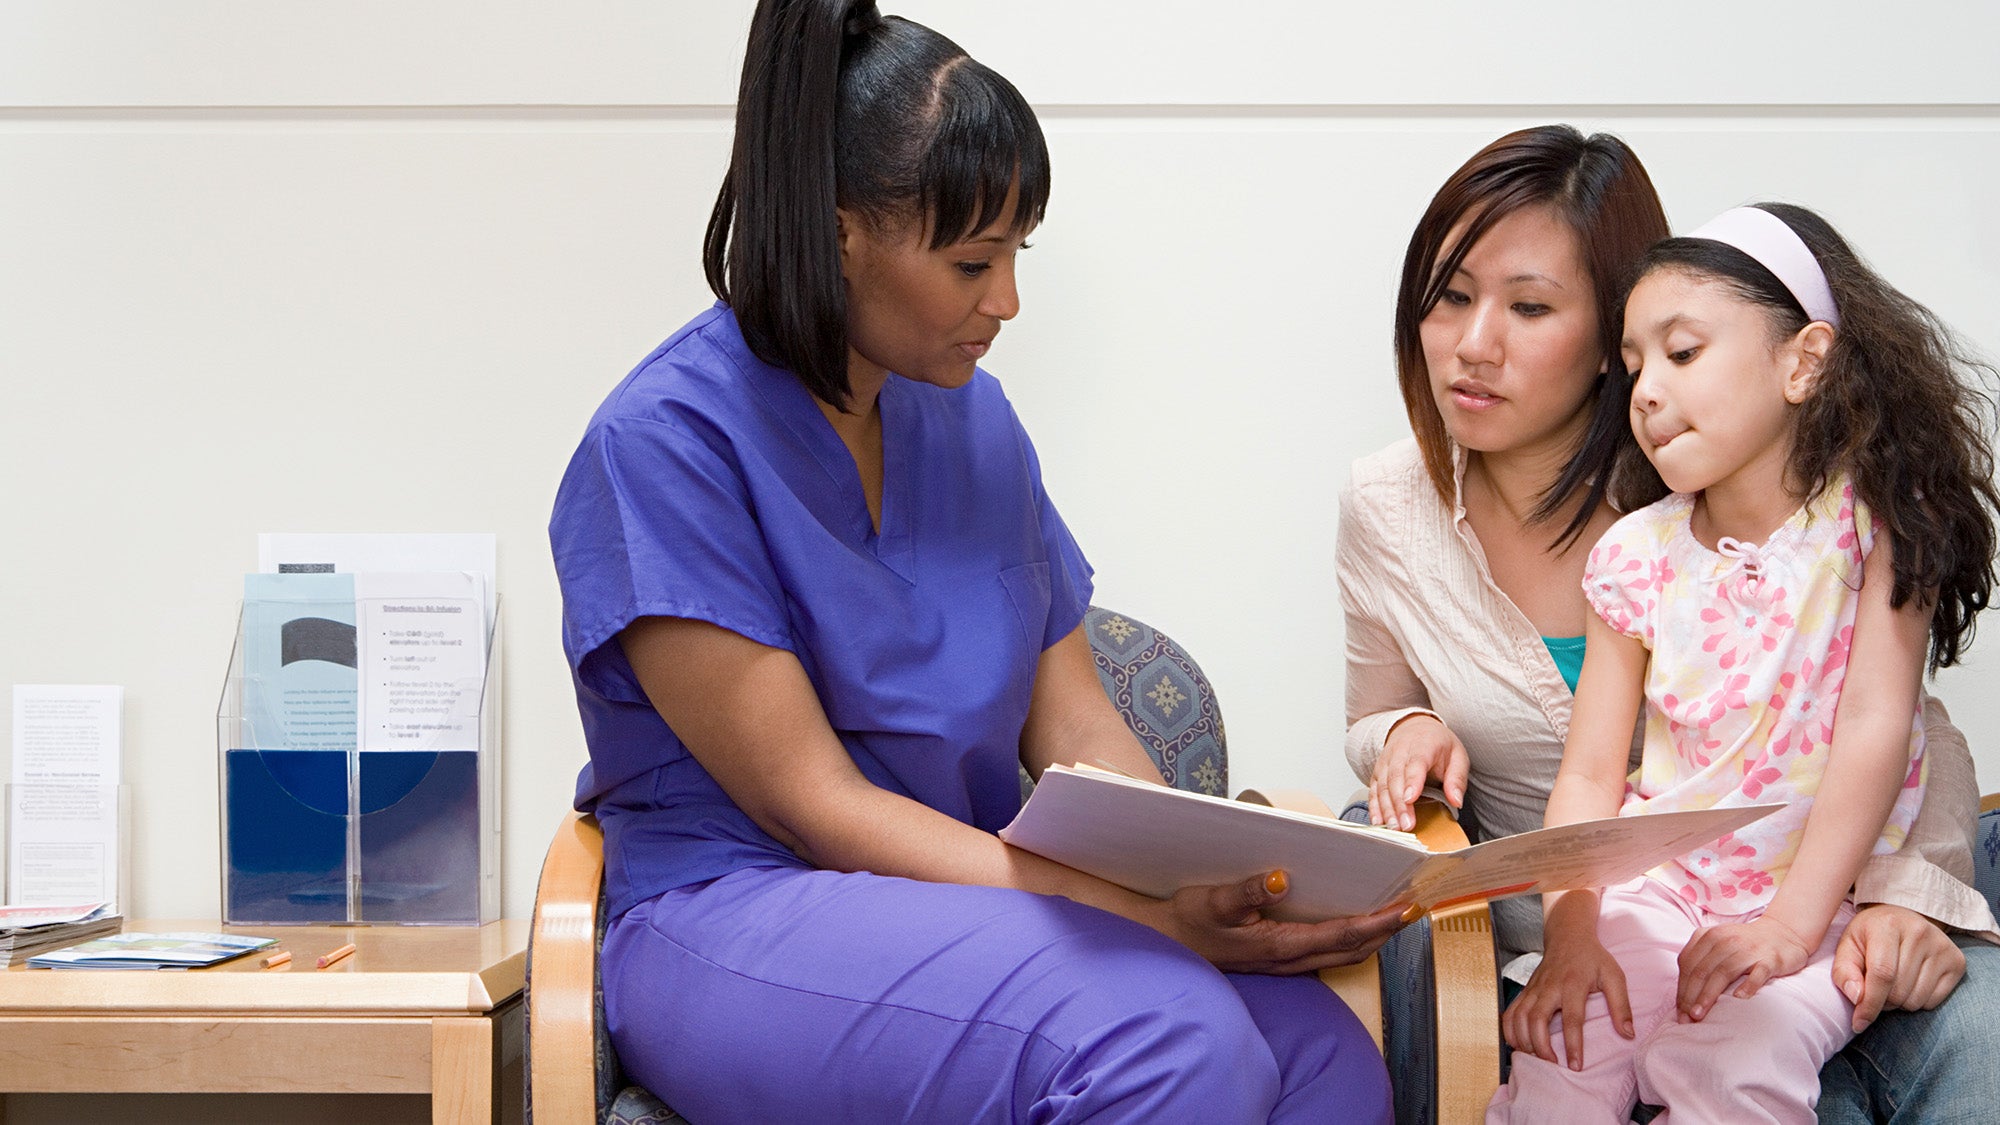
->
[999,764,1780,922]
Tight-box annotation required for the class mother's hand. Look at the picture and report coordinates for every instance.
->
[1833,903,1966,1033]
[1370,714,1470,830]
[1153,871,1408,974]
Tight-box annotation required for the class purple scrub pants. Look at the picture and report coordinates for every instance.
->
[603,865,1392,1123]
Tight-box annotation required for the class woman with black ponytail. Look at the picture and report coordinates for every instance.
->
[550,2,1399,1119]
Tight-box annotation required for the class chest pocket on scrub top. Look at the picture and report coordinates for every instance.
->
[997,562,1053,649]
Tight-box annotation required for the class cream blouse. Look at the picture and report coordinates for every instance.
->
[1338,438,1995,960]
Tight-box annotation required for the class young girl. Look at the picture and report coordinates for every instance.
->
[1488,203,2000,1122]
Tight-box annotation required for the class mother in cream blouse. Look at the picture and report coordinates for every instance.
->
[1339,125,1998,1122]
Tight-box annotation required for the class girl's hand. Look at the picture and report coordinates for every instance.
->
[1676,916,1814,1021]
[1502,922,1634,1070]
[1832,904,1966,1032]
[1369,715,1469,830]
[1153,871,1408,974]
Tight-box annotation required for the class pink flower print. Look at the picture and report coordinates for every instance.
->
[1661,693,1726,767]
[1757,603,1795,651]
[1770,657,1838,757]
[1699,606,1735,660]
[1648,556,1677,591]
[1701,673,1752,724]
[1588,544,1650,634]
[1823,626,1853,678]
[1668,721,1722,768]
[1700,595,1791,669]
[1593,541,1638,576]
[1734,868,1774,897]
[1741,759,1782,798]
[1836,488,1866,565]
[1711,832,1757,862]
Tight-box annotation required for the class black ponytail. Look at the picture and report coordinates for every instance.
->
[704,0,1051,408]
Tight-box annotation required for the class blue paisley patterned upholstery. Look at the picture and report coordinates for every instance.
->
[1081,605,1228,795]
[1976,800,2000,917]
[545,606,1225,1125]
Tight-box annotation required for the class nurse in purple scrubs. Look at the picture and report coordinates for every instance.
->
[546,2,1403,1121]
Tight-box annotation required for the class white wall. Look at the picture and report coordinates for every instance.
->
[6,2,2000,928]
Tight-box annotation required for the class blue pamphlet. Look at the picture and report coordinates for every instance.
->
[241,573,357,751]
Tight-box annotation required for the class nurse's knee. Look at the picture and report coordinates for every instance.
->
[1038,953,1282,1120]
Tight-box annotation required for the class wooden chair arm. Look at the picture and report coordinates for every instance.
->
[1409,800,1502,1125]
[1236,786,1384,1052]
[529,810,606,1125]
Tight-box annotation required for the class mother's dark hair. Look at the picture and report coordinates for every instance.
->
[1395,125,1670,545]
[703,0,1051,408]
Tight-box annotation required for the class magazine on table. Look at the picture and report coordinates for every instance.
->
[0,902,123,966]
[27,930,275,970]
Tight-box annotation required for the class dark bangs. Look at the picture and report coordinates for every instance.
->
[917,57,1050,246]
[836,18,1048,246]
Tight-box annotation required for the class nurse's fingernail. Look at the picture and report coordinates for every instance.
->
[1265,871,1288,896]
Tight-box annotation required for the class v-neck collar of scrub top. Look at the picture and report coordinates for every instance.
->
[741,351,919,585]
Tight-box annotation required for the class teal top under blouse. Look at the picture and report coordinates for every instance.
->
[1543,634,1585,694]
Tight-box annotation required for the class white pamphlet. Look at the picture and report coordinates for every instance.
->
[354,573,486,752]
[257,532,497,638]
[8,685,122,908]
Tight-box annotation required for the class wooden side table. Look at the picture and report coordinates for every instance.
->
[0,919,528,1124]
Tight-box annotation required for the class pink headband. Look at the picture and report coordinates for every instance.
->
[1686,206,1840,328]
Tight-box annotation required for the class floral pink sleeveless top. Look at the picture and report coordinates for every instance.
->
[1583,478,1926,915]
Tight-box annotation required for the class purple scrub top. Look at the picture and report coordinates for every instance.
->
[550,304,1094,917]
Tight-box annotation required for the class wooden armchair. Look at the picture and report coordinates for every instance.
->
[526,608,1501,1123]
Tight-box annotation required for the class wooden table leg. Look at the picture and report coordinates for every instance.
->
[432,1016,495,1124]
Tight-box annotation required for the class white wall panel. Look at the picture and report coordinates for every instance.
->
[7,2,2000,108]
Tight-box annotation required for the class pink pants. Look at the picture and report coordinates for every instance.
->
[1487,878,1856,1124]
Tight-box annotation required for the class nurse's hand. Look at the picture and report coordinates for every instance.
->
[1370,714,1469,831]
[1154,870,1408,974]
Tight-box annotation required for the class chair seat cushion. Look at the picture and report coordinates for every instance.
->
[607,1085,689,1125]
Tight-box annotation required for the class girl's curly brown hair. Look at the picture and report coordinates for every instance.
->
[1630,203,2000,673]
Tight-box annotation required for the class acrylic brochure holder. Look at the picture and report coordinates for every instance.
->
[3,783,132,913]
[216,600,500,925]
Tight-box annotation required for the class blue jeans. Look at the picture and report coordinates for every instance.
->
[1817,937,2000,1123]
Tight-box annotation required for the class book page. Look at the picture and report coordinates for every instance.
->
[1002,765,1784,922]
[1405,803,1783,911]
[1001,765,1431,920]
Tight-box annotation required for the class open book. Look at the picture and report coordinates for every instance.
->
[999,764,1780,921]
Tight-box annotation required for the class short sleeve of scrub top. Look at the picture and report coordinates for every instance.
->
[549,304,1094,917]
